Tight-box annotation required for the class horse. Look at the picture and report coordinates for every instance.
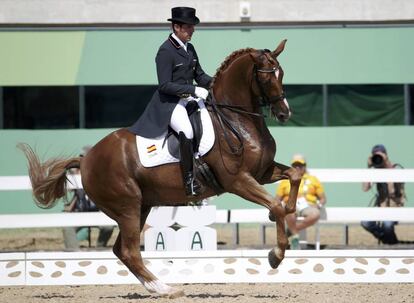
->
[19,39,301,298]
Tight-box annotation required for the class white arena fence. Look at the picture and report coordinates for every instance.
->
[1,250,413,285]
[1,169,414,248]
[2,169,414,191]
[1,207,414,250]
[1,169,414,285]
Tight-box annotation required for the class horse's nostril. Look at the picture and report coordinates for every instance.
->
[277,112,290,122]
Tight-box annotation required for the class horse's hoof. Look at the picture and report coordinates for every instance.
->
[268,211,276,222]
[268,248,283,269]
[144,280,184,298]
[167,288,185,299]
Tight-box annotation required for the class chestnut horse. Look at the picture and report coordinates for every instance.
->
[19,40,301,298]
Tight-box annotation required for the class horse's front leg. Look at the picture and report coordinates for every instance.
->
[231,174,288,268]
[260,161,302,215]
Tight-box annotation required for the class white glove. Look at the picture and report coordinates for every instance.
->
[194,87,209,100]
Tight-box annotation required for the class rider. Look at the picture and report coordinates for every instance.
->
[129,7,212,197]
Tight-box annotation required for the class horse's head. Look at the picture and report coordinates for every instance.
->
[250,40,291,123]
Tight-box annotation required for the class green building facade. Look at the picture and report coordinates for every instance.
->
[1,25,413,213]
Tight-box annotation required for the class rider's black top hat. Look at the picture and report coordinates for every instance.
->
[167,7,200,25]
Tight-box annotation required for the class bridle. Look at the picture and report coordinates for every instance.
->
[207,59,286,116]
[205,50,287,156]
[254,65,286,107]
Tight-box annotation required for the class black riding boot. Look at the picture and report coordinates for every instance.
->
[179,132,201,197]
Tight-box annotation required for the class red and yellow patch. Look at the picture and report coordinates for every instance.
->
[147,144,156,153]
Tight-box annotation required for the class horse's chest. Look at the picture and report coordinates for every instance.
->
[246,133,275,169]
[260,139,276,164]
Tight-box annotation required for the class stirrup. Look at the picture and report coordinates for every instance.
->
[185,177,201,197]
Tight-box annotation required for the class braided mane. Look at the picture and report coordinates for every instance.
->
[210,47,255,88]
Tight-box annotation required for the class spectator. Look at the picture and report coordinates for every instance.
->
[361,144,406,244]
[63,147,114,249]
[275,154,327,249]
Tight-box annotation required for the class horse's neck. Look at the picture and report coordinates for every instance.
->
[210,54,268,148]
[215,54,265,127]
[214,54,255,108]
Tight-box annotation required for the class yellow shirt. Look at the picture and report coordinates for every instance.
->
[276,173,324,205]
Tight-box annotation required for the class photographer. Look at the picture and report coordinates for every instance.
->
[361,144,405,244]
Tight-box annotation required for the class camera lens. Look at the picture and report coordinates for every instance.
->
[372,154,384,168]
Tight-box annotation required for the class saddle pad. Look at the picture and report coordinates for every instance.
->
[136,106,215,168]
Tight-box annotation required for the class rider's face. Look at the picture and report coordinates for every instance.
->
[174,23,195,43]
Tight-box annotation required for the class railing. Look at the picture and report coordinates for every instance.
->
[2,169,414,190]
[1,169,414,249]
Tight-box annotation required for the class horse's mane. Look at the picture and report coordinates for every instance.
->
[210,47,255,88]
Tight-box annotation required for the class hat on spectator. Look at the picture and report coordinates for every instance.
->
[371,144,387,154]
[167,7,200,25]
[291,154,306,165]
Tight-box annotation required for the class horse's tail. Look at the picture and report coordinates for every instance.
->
[17,143,81,209]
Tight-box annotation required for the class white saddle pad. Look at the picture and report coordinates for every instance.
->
[136,106,215,168]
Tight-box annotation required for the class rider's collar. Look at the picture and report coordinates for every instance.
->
[169,33,187,52]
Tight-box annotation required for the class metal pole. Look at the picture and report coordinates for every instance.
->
[79,86,85,128]
[404,84,411,125]
[322,84,328,126]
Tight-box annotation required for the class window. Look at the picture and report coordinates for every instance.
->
[328,85,404,126]
[1,84,409,129]
[269,85,323,126]
[84,85,156,128]
[3,86,79,129]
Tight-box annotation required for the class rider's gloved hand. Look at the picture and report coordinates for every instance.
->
[195,87,209,100]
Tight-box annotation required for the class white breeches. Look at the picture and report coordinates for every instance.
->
[170,97,206,139]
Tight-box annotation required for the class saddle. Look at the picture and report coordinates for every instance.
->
[135,100,223,195]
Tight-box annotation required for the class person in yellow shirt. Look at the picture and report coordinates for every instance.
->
[275,154,327,249]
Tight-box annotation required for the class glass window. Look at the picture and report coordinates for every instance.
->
[268,85,323,127]
[84,85,156,128]
[328,85,404,126]
[3,86,79,129]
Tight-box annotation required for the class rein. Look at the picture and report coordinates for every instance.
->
[206,92,245,156]
[205,62,272,156]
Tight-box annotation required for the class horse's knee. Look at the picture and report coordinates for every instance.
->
[285,204,296,215]
[285,167,302,185]
[270,203,286,218]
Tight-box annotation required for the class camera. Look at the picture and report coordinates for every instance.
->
[371,153,384,168]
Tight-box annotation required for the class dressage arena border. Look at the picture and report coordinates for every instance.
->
[1,250,413,286]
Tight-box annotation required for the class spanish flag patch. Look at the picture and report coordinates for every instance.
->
[147,144,156,153]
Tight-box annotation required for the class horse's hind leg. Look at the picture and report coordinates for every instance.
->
[111,201,184,298]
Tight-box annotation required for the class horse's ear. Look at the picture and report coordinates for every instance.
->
[272,39,287,58]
